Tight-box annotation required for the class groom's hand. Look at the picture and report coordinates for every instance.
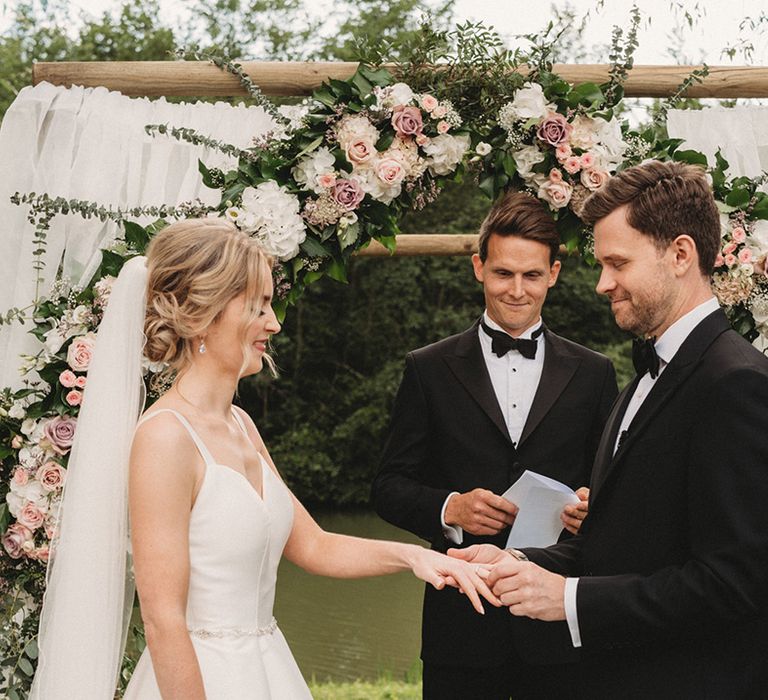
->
[447,543,511,566]
[444,489,518,536]
[487,559,566,621]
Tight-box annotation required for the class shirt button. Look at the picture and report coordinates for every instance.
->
[512,404,517,408]
[512,368,517,372]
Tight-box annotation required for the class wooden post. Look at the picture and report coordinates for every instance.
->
[32,61,768,99]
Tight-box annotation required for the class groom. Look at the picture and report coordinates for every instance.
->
[454,160,768,698]
[372,191,618,700]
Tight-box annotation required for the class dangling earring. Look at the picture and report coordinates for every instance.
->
[198,339,207,354]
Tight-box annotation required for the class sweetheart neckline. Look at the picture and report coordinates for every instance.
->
[193,455,268,508]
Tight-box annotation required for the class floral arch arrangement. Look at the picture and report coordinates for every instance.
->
[1,22,768,695]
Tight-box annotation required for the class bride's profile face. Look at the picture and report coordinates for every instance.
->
[203,264,280,377]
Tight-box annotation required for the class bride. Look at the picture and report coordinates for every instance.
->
[30,217,498,699]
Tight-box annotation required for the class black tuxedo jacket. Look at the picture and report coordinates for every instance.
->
[525,309,768,698]
[372,320,617,667]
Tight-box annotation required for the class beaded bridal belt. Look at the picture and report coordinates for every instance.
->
[188,617,278,639]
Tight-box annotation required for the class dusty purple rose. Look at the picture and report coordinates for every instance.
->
[2,523,33,559]
[391,106,423,138]
[332,178,365,211]
[43,415,77,456]
[536,112,572,147]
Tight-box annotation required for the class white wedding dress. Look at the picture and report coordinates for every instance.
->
[123,408,312,699]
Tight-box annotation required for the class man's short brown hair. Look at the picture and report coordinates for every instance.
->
[478,190,560,264]
[581,160,720,276]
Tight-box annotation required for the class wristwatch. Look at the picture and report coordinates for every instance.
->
[506,548,529,561]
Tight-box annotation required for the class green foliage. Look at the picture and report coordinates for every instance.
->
[309,678,421,699]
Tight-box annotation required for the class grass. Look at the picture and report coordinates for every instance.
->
[309,678,421,699]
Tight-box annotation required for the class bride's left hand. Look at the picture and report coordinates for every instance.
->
[409,549,502,614]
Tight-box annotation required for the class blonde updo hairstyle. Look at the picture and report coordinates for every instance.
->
[144,218,275,378]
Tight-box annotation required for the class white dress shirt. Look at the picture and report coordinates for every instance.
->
[564,297,720,648]
[441,312,546,544]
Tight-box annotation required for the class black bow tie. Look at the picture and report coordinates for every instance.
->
[632,337,660,378]
[481,320,543,359]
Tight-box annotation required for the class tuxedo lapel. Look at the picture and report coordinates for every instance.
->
[517,329,580,448]
[443,321,512,444]
[590,376,640,500]
[591,309,731,504]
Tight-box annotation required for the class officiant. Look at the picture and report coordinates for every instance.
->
[372,191,618,700]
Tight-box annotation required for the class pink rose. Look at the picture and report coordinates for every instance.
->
[725,253,738,267]
[12,467,28,487]
[317,173,337,189]
[30,545,49,562]
[420,94,438,112]
[739,248,753,264]
[65,390,82,407]
[538,180,573,209]
[331,179,365,211]
[549,168,563,183]
[345,138,375,166]
[563,156,581,175]
[581,169,610,191]
[59,370,77,388]
[432,105,447,119]
[722,241,737,255]
[715,253,725,267]
[580,152,596,169]
[11,435,23,449]
[391,106,424,139]
[18,502,45,531]
[42,415,77,455]
[536,112,572,147]
[416,134,429,146]
[375,158,407,186]
[75,376,86,389]
[66,335,96,372]
[556,143,572,162]
[436,120,450,134]
[37,461,65,492]
[2,523,33,559]
[731,226,747,243]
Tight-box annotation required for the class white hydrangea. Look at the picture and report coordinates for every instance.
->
[292,147,336,194]
[238,182,307,261]
[334,114,380,151]
[590,117,627,170]
[422,133,471,176]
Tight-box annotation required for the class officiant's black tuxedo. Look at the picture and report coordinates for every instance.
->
[372,319,617,671]
[523,309,768,698]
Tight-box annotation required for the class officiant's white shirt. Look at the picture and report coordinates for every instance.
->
[441,312,545,544]
[564,296,720,647]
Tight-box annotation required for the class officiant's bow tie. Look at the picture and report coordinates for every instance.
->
[481,320,543,359]
[632,337,660,378]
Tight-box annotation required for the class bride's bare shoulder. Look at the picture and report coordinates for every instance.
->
[131,400,198,470]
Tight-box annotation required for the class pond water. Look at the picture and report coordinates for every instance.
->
[273,510,426,683]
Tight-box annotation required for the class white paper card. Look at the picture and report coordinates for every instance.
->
[502,470,581,548]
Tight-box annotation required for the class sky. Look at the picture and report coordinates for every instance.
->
[2,0,768,65]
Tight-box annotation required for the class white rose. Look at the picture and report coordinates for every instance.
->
[423,133,470,176]
[475,142,492,156]
[67,305,91,327]
[20,418,38,437]
[389,82,415,107]
[509,83,555,121]
[513,145,546,181]
[43,325,68,354]
[10,478,48,509]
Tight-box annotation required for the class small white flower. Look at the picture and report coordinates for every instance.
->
[8,401,26,420]
[475,142,492,157]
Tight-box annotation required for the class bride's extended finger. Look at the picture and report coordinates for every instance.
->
[451,568,485,614]
[468,569,502,607]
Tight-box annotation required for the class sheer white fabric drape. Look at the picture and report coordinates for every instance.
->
[0,82,276,389]
[668,106,768,181]
[668,106,768,352]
